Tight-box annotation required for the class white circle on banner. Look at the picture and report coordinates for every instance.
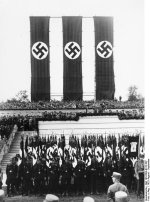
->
[96,41,113,58]
[32,41,49,60]
[64,41,81,59]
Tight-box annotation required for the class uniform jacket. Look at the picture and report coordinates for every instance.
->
[107,182,129,202]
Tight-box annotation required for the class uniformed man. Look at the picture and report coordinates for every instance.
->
[134,154,144,197]
[6,158,18,196]
[121,156,134,192]
[47,160,60,195]
[22,158,33,195]
[112,157,119,173]
[96,159,105,194]
[41,158,48,194]
[89,155,98,195]
[104,153,113,190]
[60,156,73,196]
[14,154,22,194]
[33,158,44,196]
[107,172,129,202]
[74,157,86,195]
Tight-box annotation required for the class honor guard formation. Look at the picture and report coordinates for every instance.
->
[4,132,144,199]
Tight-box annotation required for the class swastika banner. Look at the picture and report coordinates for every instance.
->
[30,16,50,101]
[94,17,115,100]
[62,16,83,101]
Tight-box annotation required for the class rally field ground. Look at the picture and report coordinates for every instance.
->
[5,193,144,202]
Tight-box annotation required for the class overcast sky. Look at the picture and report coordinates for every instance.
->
[0,0,144,101]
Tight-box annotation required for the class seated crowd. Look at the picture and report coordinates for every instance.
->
[0,108,144,141]
[0,117,15,141]
[0,99,144,110]
[5,133,144,197]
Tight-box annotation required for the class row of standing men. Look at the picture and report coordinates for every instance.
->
[5,146,143,197]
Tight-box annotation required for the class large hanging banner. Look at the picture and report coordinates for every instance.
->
[62,16,83,101]
[30,16,50,101]
[94,17,115,100]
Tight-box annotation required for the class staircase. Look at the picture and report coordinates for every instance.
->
[1,131,38,189]
[1,132,22,174]
[1,131,37,174]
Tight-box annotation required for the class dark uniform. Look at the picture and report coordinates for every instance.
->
[60,158,73,196]
[41,159,49,194]
[17,160,24,194]
[22,160,33,195]
[74,158,86,195]
[104,156,113,190]
[89,156,98,194]
[122,157,134,191]
[107,182,129,202]
[112,158,119,173]
[15,155,23,194]
[47,160,60,194]
[96,161,105,193]
[6,160,18,196]
[107,172,129,202]
[33,160,44,195]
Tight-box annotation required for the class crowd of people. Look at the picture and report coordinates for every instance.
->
[0,108,144,142]
[115,109,144,120]
[0,99,144,200]
[0,115,37,141]
[5,133,144,198]
[0,99,144,110]
[0,117,15,141]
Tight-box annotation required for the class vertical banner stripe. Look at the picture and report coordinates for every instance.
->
[94,17,115,100]
[30,16,50,101]
[62,16,83,101]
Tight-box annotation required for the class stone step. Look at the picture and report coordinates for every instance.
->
[10,146,20,148]
[4,153,16,157]
[10,142,20,145]
[9,150,20,153]
[9,148,20,150]
[10,144,20,147]
[1,131,37,178]
[9,151,20,153]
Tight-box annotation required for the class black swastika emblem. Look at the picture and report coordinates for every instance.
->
[64,42,81,60]
[97,41,113,58]
[32,41,49,60]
